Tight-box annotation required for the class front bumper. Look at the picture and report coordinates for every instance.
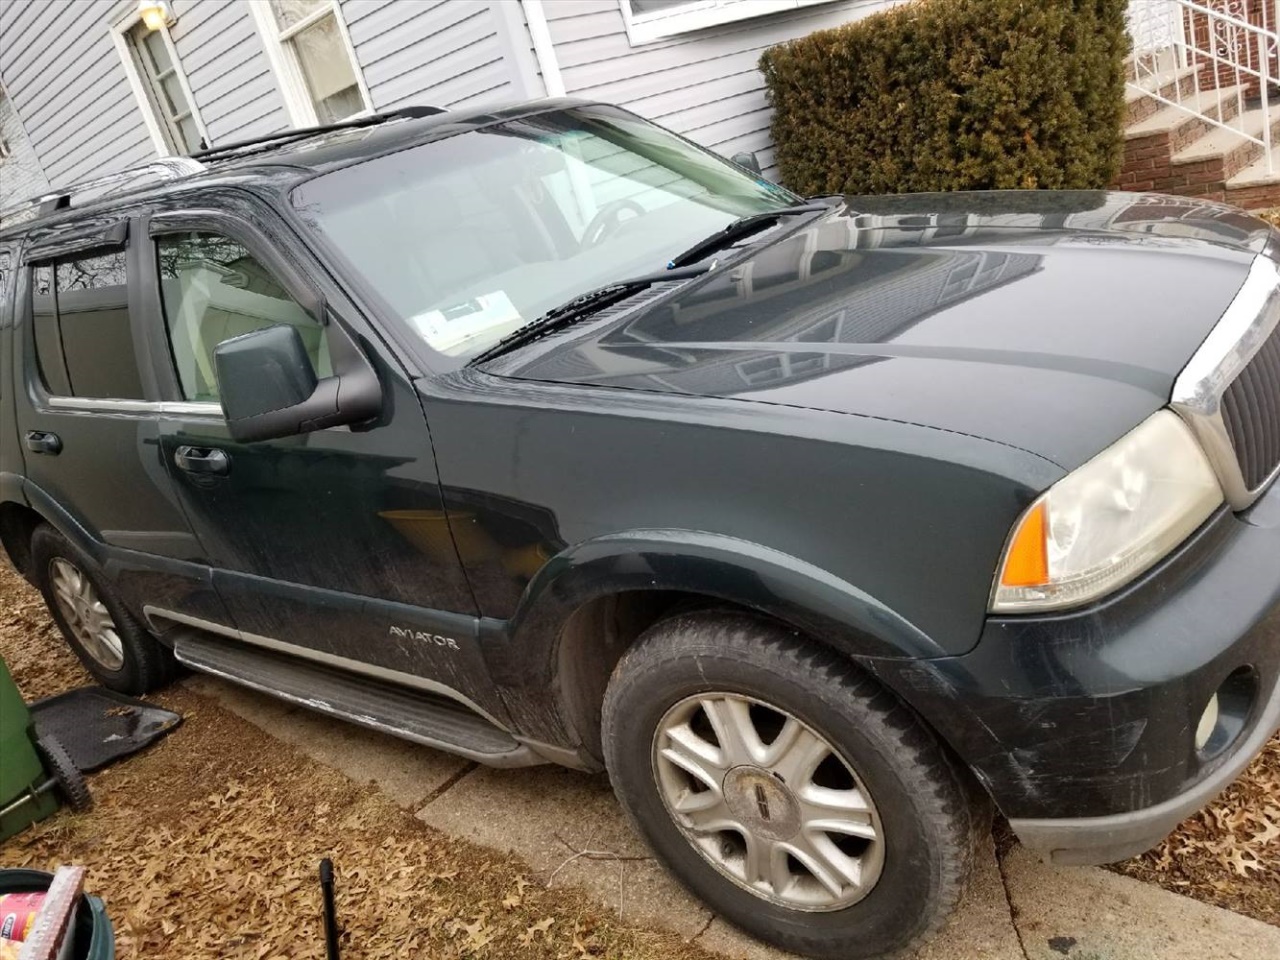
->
[876,481,1280,865]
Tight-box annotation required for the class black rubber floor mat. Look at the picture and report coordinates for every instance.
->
[29,687,182,772]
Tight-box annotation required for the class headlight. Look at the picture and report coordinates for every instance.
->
[990,410,1224,613]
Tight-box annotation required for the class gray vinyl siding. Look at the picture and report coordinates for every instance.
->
[0,0,153,188]
[169,0,288,144]
[342,0,527,111]
[0,92,49,209]
[541,0,900,177]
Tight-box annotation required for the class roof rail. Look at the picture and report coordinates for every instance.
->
[0,156,205,228]
[189,106,447,165]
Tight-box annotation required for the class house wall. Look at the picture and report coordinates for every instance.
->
[169,0,289,144]
[342,0,541,110]
[0,0,534,193]
[539,0,901,177]
[0,88,49,210]
[0,0,154,189]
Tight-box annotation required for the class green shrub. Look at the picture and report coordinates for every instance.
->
[759,0,1129,196]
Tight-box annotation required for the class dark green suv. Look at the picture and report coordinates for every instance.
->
[1,102,1278,960]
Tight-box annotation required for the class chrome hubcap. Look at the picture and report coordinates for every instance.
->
[653,693,884,911]
[49,558,124,671]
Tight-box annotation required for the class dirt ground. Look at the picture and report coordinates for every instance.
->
[0,563,720,960]
[2,561,1278,952]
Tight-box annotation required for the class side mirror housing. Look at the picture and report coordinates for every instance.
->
[730,151,762,176]
[214,324,380,443]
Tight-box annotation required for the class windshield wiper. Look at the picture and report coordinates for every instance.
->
[665,202,833,270]
[470,262,713,365]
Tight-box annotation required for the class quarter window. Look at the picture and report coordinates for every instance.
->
[250,0,370,126]
[155,232,329,403]
[30,249,145,400]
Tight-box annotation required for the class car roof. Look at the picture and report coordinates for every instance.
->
[0,98,594,241]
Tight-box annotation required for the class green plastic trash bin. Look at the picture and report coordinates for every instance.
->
[0,657,89,842]
[0,869,114,959]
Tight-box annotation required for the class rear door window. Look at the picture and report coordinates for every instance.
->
[30,247,145,400]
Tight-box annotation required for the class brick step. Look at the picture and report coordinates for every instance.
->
[1118,99,1280,201]
[1226,144,1280,209]
[1124,64,1201,125]
[1124,86,1248,157]
[1169,102,1280,182]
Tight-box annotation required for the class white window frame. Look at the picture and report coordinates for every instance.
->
[247,0,373,128]
[111,10,209,157]
[620,0,842,45]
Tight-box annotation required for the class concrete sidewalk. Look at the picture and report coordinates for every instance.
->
[186,675,1280,960]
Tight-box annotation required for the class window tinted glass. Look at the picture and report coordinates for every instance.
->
[31,249,143,400]
[156,232,329,402]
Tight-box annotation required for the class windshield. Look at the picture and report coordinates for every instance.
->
[290,105,799,361]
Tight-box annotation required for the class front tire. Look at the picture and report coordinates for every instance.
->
[601,611,982,960]
[31,525,178,695]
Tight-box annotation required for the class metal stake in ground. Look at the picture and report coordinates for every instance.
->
[319,858,340,960]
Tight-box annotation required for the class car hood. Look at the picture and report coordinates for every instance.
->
[485,191,1271,469]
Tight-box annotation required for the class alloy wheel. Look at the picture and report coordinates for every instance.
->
[48,557,125,671]
[652,692,885,911]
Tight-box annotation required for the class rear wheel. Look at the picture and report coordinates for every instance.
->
[31,525,178,695]
[602,611,982,960]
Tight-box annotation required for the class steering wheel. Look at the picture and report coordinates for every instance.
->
[581,198,645,249]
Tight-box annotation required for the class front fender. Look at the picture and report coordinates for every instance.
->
[484,528,947,689]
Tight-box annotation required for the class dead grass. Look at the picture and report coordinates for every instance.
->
[0,563,719,960]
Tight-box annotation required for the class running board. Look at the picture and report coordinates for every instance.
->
[173,631,545,768]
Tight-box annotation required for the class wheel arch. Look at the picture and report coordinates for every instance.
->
[0,478,103,581]
[494,530,950,757]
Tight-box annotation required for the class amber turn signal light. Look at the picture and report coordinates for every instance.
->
[999,501,1049,588]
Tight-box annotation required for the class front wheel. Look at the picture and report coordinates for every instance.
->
[601,612,983,960]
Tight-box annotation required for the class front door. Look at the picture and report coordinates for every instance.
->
[138,207,495,716]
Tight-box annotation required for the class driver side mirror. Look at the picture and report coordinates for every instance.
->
[214,323,381,443]
[730,151,763,176]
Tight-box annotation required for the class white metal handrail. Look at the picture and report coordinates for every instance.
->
[1127,0,1280,174]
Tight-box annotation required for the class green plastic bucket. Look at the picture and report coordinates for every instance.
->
[0,869,114,959]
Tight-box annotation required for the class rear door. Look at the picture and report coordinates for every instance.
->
[139,202,496,717]
[10,217,224,621]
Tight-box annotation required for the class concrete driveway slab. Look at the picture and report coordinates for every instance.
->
[416,764,1025,959]
[1003,843,1280,960]
[414,763,715,939]
[696,834,1024,960]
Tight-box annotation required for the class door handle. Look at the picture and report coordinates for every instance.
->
[24,431,62,455]
[174,445,230,476]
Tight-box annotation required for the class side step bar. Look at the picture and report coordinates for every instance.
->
[173,631,545,768]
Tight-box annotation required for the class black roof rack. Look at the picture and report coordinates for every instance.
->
[188,106,447,164]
